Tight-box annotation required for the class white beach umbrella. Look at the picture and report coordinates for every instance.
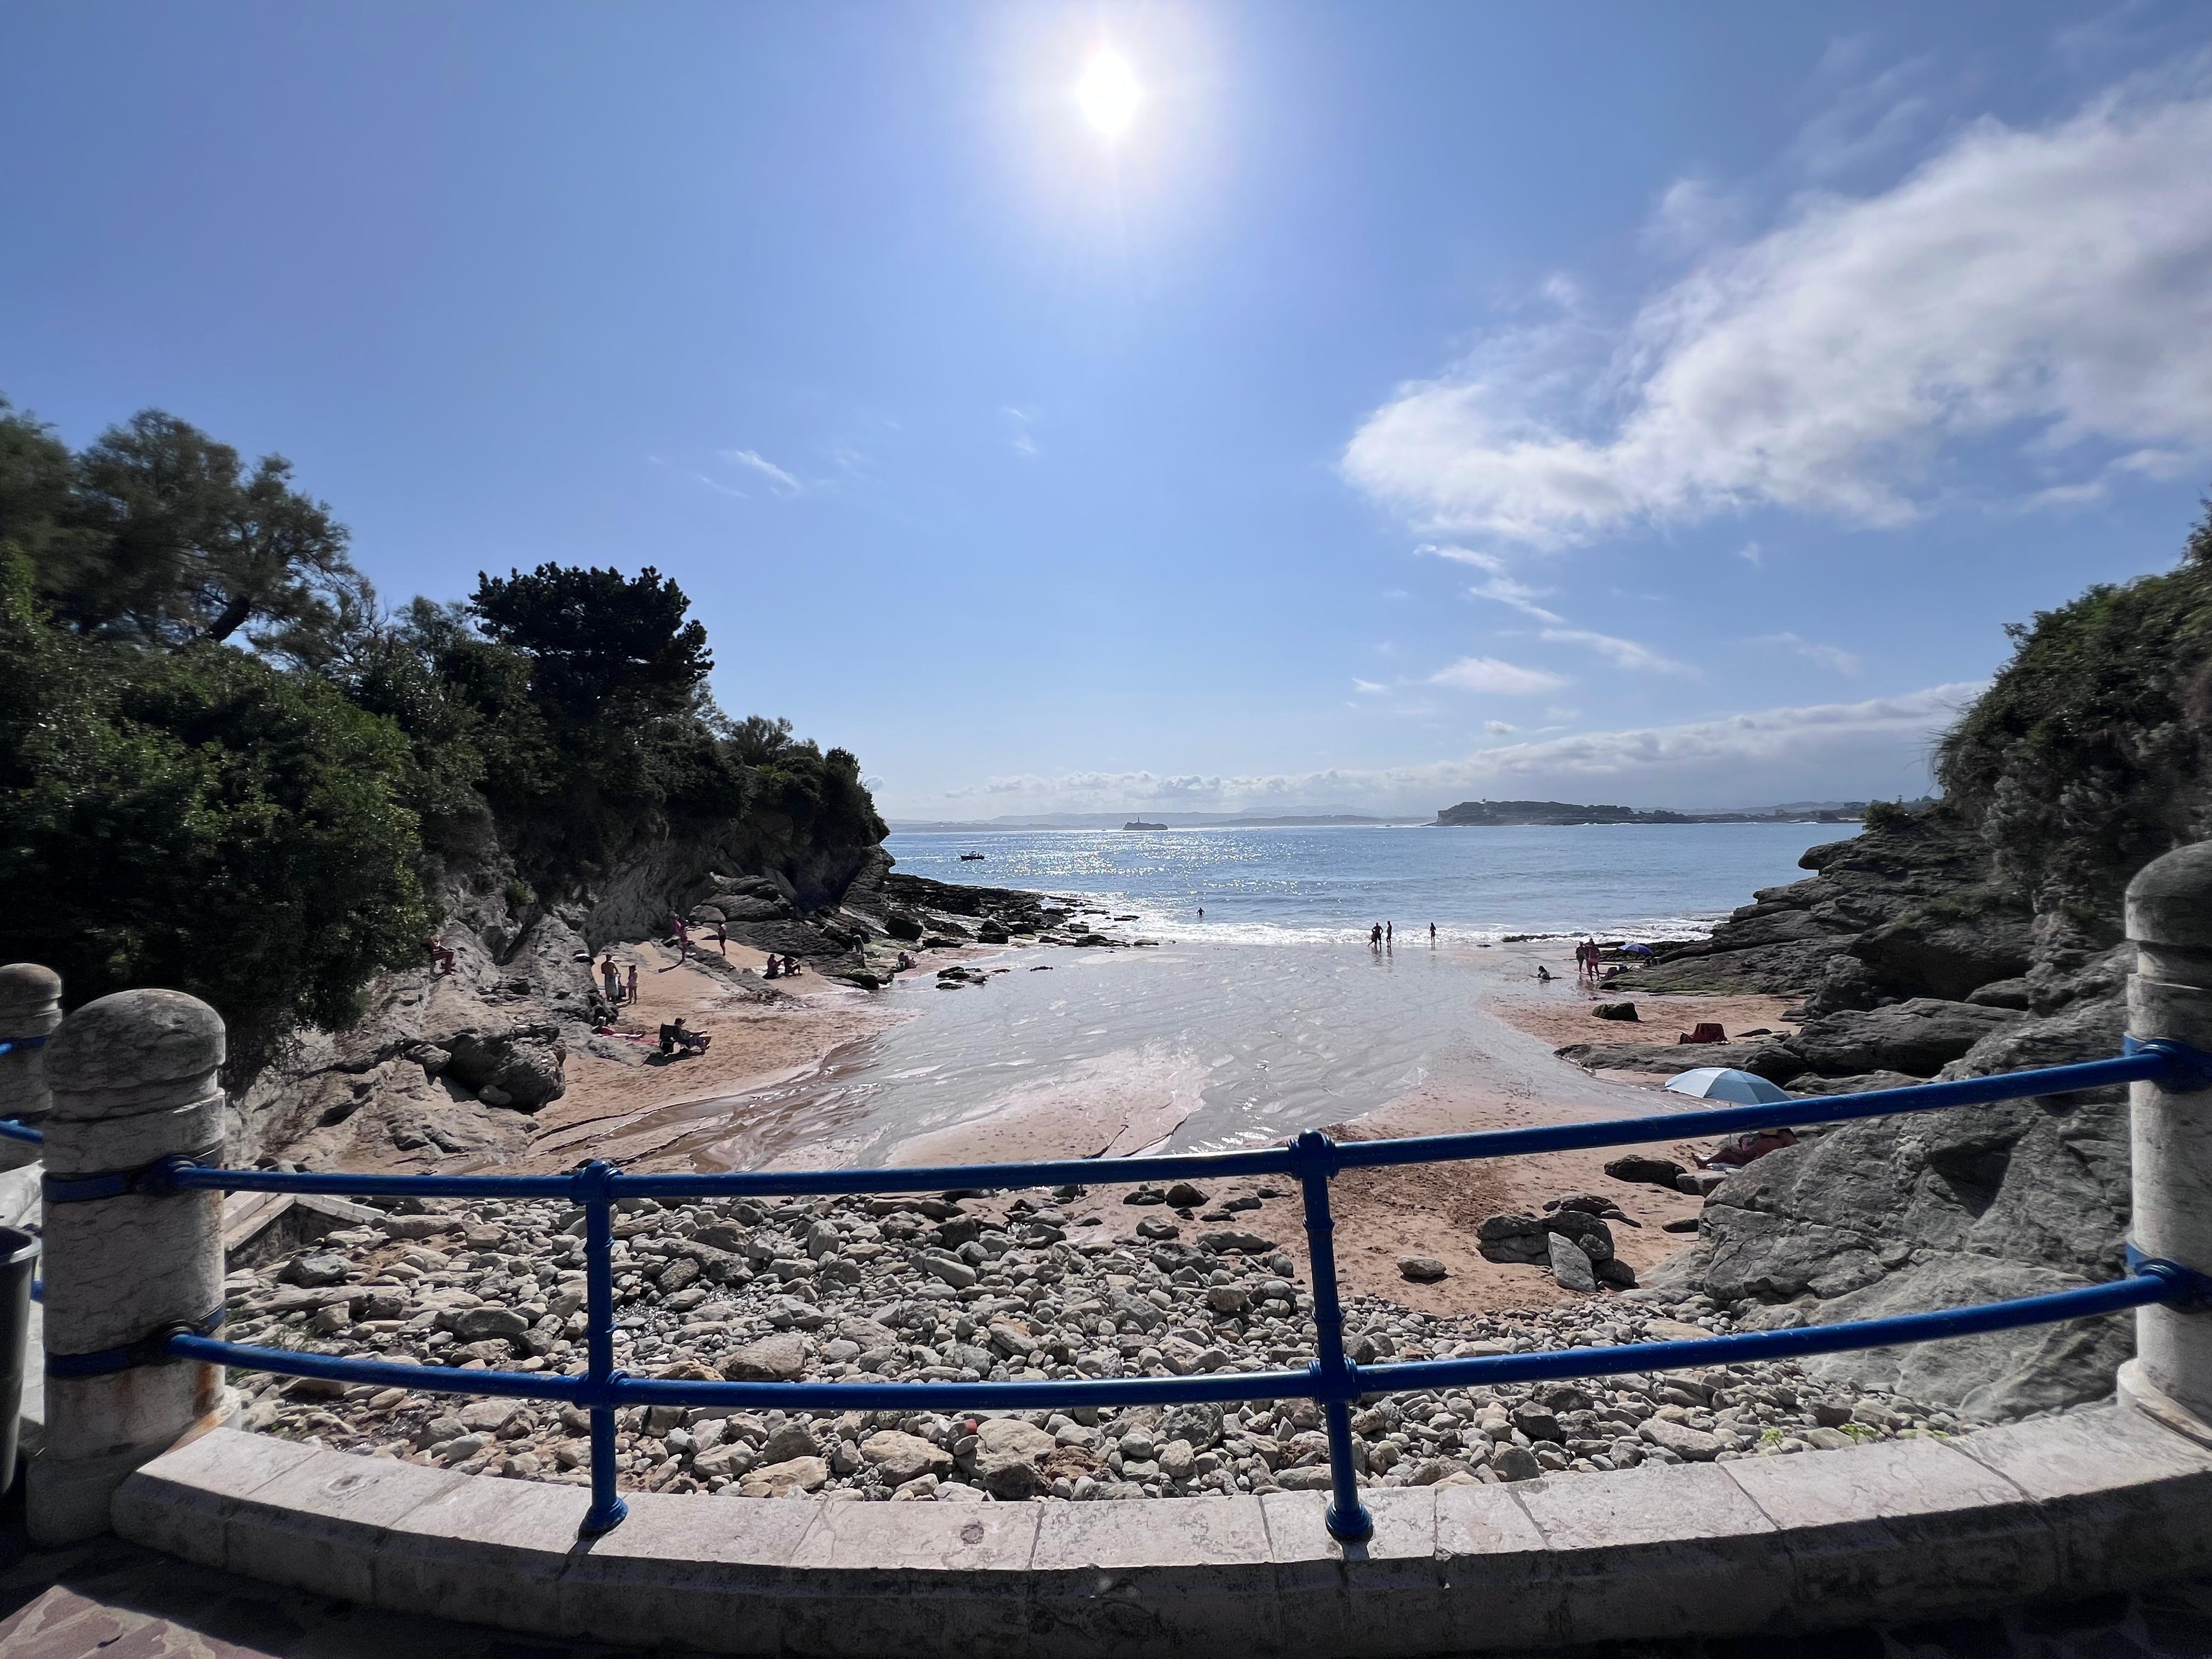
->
[1664,1066,1793,1105]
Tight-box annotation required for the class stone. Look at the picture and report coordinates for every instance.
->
[736,1455,828,1498]
[1604,1155,1686,1188]
[1195,1230,1273,1255]
[452,1307,529,1342]
[1548,1232,1596,1293]
[1136,1218,1180,1241]
[1164,1182,1209,1208]
[284,1253,351,1288]
[1592,1002,1639,1021]
[1398,1256,1448,1283]
[759,1423,817,1464]
[1639,1418,1724,1462]
[973,1416,1057,1498]
[1786,997,2023,1078]
[719,1332,809,1382]
[1490,1445,1542,1481]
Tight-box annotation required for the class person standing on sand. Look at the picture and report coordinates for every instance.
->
[1429,922,1436,944]
[600,955,620,1004]
[715,922,729,955]
[1369,923,1383,948]
[1386,921,1393,946]
[626,963,639,1006]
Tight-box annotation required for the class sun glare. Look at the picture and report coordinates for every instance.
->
[1076,48,1141,138]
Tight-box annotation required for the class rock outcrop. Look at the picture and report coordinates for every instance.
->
[1621,800,2150,1417]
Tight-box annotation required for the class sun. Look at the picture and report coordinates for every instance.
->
[1076,48,1141,138]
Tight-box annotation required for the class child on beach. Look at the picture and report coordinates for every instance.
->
[626,963,639,1005]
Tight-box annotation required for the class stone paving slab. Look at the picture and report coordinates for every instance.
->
[96,1407,2212,1657]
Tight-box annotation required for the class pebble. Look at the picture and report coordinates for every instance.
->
[229,1189,1978,1505]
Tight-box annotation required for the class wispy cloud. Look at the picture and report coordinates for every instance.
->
[1484,720,1518,735]
[1428,656,1573,695]
[1737,541,1763,566]
[1759,631,1864,674]
[1539,628,1695,676]
[722,448,804,495]
[1343,77,2212,545]
[1004,407,1041,459]
[650,455,748,498]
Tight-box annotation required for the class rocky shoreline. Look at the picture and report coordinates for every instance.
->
[231,1181,1983,1504]
[1568,806,2140,1417]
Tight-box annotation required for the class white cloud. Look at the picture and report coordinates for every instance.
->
[1760,631,1864,674]
[1351,678,1390,695]
[1343,78,2212,545]
[1428,656,1572,695]
[1539,628,1695,676]
[907,684,1977,816]
[722,448,804,494]
[1484,720,1518,735]
[1737,541,1763,566]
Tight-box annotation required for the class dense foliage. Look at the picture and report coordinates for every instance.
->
[0,398,883,1042]
[0,554,430,1037]
[1938,500,2212,925]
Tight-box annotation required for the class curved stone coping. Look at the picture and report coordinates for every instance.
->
[112,1406,2212,1657]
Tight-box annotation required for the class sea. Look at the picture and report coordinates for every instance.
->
[883,822,1835,944]
[663,824,1836,1171]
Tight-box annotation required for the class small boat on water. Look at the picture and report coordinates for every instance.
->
[960,851,986,861]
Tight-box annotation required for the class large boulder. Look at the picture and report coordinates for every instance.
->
[1785,998,2023,1079]
[438,1024,567,1111]
[1851,905,2035,1002]
[1677,988,2132,1417]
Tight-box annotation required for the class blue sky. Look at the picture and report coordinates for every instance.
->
[5,1,2210,818]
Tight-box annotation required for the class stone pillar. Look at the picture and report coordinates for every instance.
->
[2121,842,2212,1440]
[27,990,230,1544]
[0,964,63,1175]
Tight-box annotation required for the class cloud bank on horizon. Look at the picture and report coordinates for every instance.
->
[911,682,1978,819]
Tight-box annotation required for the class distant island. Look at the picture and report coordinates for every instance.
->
[1434,798,1872,827]
[1122,820,1169,831]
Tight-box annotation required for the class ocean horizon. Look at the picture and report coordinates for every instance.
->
[884,821,1832,946]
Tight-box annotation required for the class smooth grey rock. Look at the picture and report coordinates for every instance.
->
[720,1332,809,1382]
[973,1417,1056,1498]
[1398,1256,1448,1283]
[1785,998,2023,1079]
[1548,1233,1596,1293]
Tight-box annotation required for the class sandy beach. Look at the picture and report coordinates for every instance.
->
[497,931,1797,1318]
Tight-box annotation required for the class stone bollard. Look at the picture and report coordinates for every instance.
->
[27,990,230,1544]
[0,963,63,1177]
[2121,842,2212,1441]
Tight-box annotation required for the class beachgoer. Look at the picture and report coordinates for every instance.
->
[600,955,620,1003]
[625,964,639,1006]
[1429,922,1436,944]
[1197,907,1204,919]
[1537,964,1553,981]
[1385,921,1393,945]
[715,922,728,955]
[764,956,781,980]
[425,939,456,975]
[1370,923,1383,947]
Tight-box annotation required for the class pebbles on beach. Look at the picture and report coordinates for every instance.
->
[227,1187,1983,1503]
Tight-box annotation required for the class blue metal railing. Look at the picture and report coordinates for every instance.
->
[9,1039,2208,1543]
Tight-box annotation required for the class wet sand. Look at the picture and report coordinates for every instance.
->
[516,933,1785,1318]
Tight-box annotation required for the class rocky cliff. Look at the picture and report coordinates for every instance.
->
[1576,808,2147,1417]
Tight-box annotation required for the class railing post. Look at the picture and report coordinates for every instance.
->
[1293,1128,1373,1543]
[2122,844,2212,1438]
[28,990,229,1544]
[0,964,63,1174]
[577,1159,628,1536]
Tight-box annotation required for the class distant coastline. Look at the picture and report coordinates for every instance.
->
[1433,797,1873,828]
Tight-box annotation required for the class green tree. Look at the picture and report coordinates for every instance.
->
[0,554,431,1045]
[19,405,364,652]
[468,563,712,723]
